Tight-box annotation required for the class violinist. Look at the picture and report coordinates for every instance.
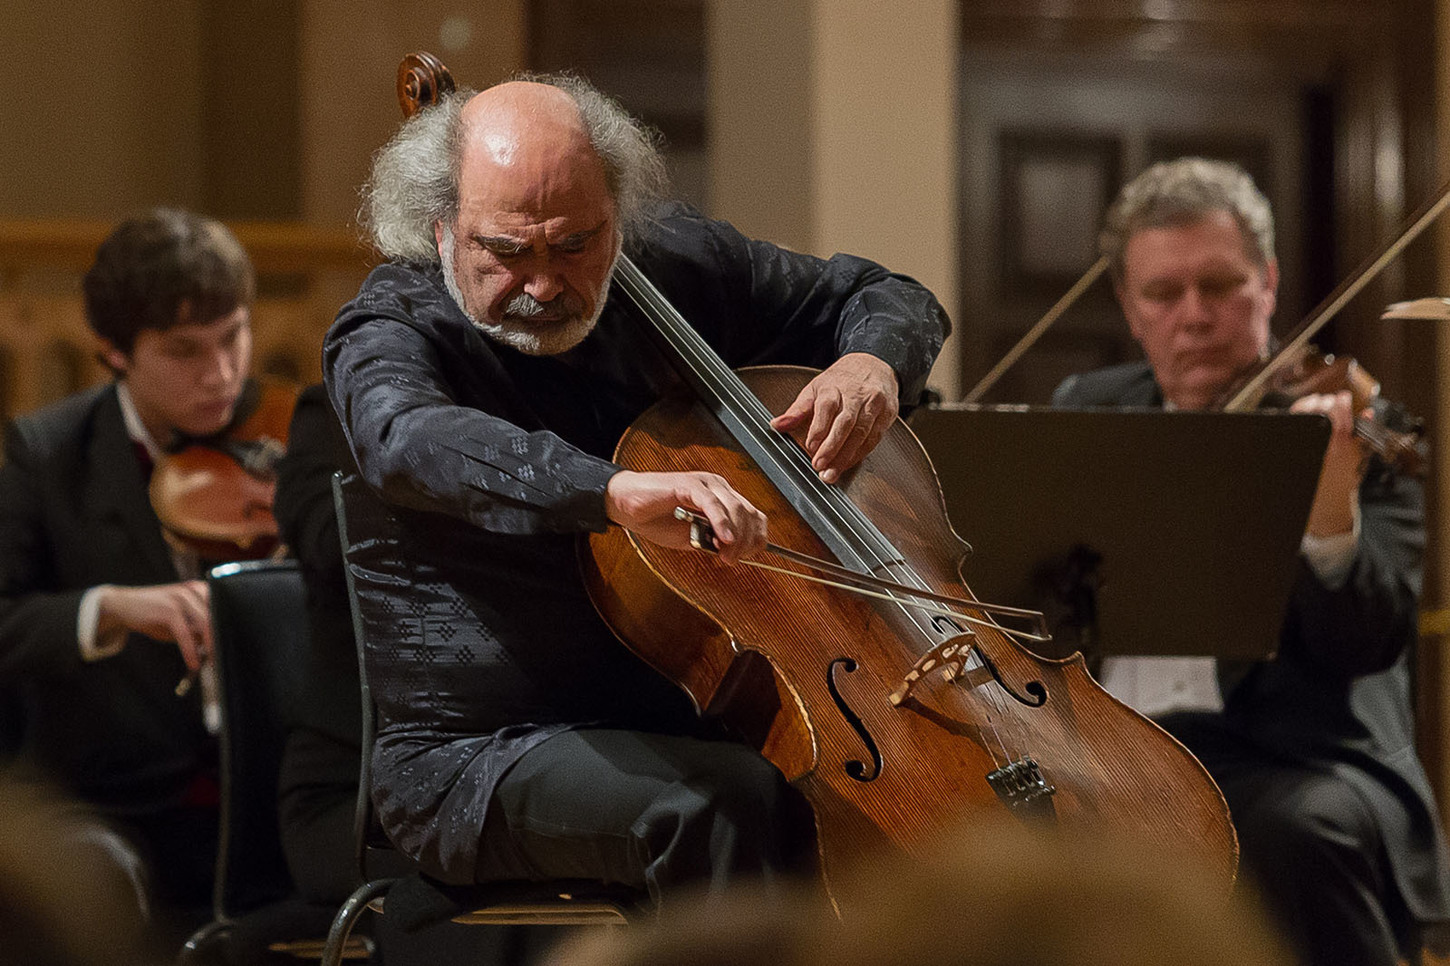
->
[0,208,256,951]
[325,75,948,904]
[1052,158,1450,966]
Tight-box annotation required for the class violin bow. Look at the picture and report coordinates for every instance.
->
[961,255,1109,404]
[1223,178,1450,412]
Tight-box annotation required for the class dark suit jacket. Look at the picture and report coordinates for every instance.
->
[1054,360,1450,925]
[0,383,214,815]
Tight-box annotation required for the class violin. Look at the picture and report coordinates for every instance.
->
[1207,181,1445,477]
[148,376,300,561]
[1250,344,1427,477]
[397,53,1239,902]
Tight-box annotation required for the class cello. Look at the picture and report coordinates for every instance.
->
[397,54,1238,901]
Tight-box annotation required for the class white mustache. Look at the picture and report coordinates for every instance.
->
[505,292,574,320]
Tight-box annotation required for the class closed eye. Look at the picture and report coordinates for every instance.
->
[474,224,605,258]
[1140,282,1184,303]
[1198,274,1247,298]
[478,237,528,257]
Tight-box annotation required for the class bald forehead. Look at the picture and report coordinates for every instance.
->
[460,82,595,171]
[455,82,612,222]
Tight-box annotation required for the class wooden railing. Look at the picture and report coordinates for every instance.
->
[0,219,378,420]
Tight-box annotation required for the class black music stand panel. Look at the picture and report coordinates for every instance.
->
[907,405,1330,661]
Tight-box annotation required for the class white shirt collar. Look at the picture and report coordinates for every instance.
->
[115,381,164,461]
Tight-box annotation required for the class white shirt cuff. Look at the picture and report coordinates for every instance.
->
[1300,502,1361,590]
[77,586,127,662]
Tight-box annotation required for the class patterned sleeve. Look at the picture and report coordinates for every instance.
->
[324,287,619,536]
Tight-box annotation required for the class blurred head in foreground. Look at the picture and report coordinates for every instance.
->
[547,819,1290,966]
[0,780,150,966]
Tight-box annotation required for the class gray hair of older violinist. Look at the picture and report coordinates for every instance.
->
[360,72,668,263]
[1099,156,1275,281]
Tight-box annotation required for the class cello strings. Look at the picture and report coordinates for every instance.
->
[674,507,1050,637]
[732,554,1046,764]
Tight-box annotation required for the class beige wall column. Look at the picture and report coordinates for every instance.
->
[812,1,959,397]
[710,1,960,396]
[1431,0,1450,816]
[707,0,815,254]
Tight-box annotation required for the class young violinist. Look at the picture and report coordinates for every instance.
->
[0,208,256,952]
[1053,157,1450,966]
[323,75,948,905]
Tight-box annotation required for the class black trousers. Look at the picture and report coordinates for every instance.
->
[278,726,362,904]
[1163,712,1413,966]
[475,729,817,910]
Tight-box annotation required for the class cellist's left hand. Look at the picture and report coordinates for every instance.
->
[771,352,899,484]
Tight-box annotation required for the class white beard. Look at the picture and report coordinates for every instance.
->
[439,224,616,356]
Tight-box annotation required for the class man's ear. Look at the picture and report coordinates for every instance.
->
[1262,258,1280,315]
[95,336,129,375]
[1114,280,1146,344]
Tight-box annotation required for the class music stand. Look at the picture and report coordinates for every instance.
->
[907,405,1330,661]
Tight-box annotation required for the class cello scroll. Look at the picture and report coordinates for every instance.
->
[398,51,455,119]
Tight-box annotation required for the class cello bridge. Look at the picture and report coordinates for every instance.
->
[888,637,985,706]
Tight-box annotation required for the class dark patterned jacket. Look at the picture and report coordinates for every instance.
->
[324,204,949,882]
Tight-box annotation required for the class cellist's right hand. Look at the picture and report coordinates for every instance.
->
[604,470,767,565]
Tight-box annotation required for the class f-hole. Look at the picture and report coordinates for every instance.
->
[826,657,883,782]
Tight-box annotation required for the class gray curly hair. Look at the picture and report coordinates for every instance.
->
[1100,157,1274,280]
[360,73,668,263]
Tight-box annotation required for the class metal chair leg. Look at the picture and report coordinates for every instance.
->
[321,879,395,966]
[176,919,232,964]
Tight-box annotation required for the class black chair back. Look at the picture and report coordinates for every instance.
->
[208,559,310,918]
[330,472,416,885]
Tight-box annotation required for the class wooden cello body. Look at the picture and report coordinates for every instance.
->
[584,365,1238,897]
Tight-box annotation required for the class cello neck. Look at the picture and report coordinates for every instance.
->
[611,255,899,571]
